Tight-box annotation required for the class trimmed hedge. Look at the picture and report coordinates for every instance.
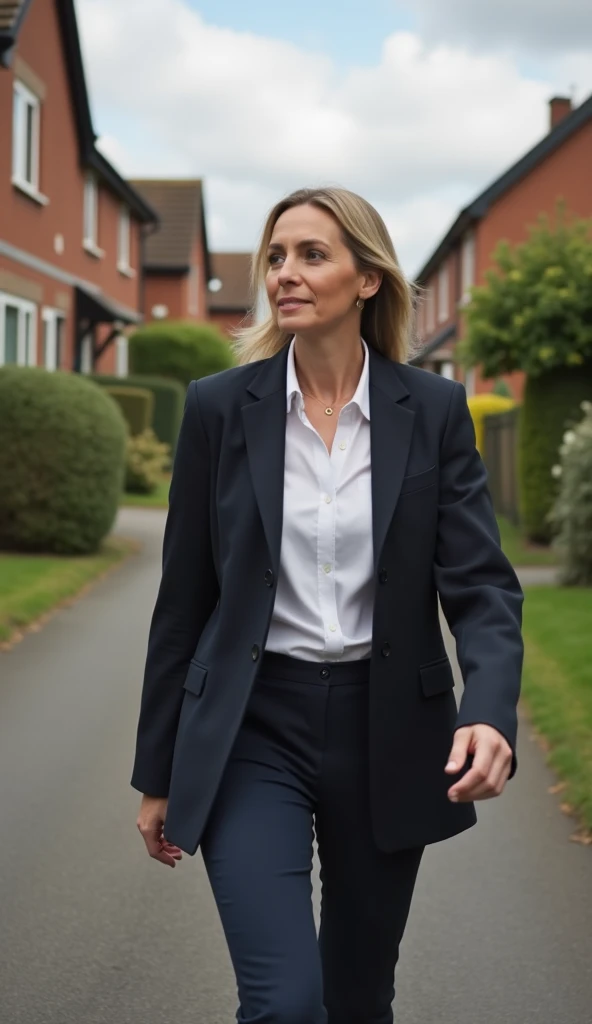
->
[128,320,235,388]
[467,393,515,453]
[0,367,127,554]
[519,363,592,544]
[104,385,154,436]
[90,374,185,453]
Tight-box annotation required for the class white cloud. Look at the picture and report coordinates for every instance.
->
[76,0,592,276]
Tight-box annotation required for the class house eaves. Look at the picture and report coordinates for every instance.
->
[415,92,592,286]
[0,0,33,64]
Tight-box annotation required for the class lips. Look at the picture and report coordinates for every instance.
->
[278,299,309,311]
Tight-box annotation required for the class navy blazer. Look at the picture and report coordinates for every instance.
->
[131,342,524,856]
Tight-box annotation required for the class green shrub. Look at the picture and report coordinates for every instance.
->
[104,386,154,436]
[125,429,171,494]
[492,378,512,398]
[0,367,127,554]
[518,364,592,543]
[549,401,592,585]
[128,320,235,389]
[90,374,185,454]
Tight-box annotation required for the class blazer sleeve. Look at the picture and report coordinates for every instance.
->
[433,382,524,778]
[130,381,220,798]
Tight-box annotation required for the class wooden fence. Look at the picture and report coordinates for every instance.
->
[483,407,520,525]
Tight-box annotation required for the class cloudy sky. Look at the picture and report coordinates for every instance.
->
[75,0,592,278]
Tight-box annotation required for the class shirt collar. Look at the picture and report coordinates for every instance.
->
[286,335,370,420]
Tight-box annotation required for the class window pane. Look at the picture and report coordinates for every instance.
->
[84,178,96,243]
[4,306,18,364]
[119,208,130,265]
[25,101,35,184]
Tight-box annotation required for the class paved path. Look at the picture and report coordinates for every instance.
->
[0,507,590,1023]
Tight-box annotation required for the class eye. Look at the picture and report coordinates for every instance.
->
[307,250,325,261]
[267,253,283,266]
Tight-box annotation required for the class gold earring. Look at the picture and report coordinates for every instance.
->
[356,297,365,310]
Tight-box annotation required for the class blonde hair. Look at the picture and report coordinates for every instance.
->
[231,186,420,366]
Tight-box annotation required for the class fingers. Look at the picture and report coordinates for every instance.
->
[137,820,183,868]
[448,729,512,803]
[444,730,470,776]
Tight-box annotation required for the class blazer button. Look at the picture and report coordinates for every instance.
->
[251,645,260,661]
[381,643,391,658]
[264,569,274,587]
[379,568,388,584]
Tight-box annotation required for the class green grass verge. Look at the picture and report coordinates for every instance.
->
[521,585,592,834]
[0,537,137,646]
[497,516,558,567]
[120,475,171,508]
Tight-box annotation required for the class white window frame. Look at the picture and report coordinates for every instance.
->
[80,332,93,374]
[426,283,435,334]
[117,206,135,276]
[438,264,449,323]
[41,308,66,371]
[115,334,129,378]
[83,174,104,257]
[460,230,475,304]
[0,292,37,366]
[12,80,48,205]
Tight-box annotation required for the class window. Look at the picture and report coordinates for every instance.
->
[438,264,449,322]
[83,174,101,253]
[440,361,455,380]
[118,206,133,274]
[42,308,66,371]
[188,265,199,316]
[0,293,37,366]
[12,80,44,198]
[80,332,93,374]
[115,335,128,378]
[461,231,475,302]
[426,284,435,334]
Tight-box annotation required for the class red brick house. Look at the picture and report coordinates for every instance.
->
[413,93,592,399]
[208,252,254,336]
[0,0,157,376]
[129,179,213,325]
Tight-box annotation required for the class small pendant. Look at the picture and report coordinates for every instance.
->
[325,407,333,416]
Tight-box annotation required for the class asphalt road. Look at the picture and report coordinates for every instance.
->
[0,507,590,1023]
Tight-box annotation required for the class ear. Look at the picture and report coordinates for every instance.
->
[359,269,382,301]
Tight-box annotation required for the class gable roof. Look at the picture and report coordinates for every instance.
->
[416,92,592,284]
[208,252,253,312]
[0,0,156,224]
[129,179,212,281]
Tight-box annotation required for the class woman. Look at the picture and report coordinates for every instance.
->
[132,187,524,1024]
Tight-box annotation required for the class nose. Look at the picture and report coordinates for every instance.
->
[277,254,300,286]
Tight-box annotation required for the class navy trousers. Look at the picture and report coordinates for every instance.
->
[200,651,424,1024]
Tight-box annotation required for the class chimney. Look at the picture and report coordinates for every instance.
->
[549,96,573,131]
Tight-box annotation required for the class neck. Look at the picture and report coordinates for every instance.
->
[293,325,364,402]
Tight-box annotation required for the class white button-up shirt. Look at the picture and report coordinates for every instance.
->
[265,336,374,662]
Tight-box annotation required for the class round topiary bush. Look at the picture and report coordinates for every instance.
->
[0,366,127,554]
[549,401,592,586]
[518,363,592,544]
[129,320,235,389]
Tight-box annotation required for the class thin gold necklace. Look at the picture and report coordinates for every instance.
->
[300,389,354,417]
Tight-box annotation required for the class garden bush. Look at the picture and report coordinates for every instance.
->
[128,320,235,389]
[549,401,592,585]
[90,374,185,454]
[467,393,515,453]
[518,364,592,543]
[0,367,127,554]
[104,385,154,436]
[125,429,171,494]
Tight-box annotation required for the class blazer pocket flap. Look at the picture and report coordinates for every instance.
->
[183,660,208,698]
[399,464,437,496]
[420,657,455,697]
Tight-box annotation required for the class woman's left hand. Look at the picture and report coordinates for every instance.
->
[445,725,513,802]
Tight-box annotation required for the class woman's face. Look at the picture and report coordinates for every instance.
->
[265,203,370,335]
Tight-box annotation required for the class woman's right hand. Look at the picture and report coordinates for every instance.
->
[137,795,184,868]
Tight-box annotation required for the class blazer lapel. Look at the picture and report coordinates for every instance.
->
[241,345,290,578]
[241,342,416,578]
[368,346,414,571]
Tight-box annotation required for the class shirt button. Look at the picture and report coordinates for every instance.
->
[329,624,337,632]
[324,495,332,504]
[339,442,346,450]
[323,564,332,574]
